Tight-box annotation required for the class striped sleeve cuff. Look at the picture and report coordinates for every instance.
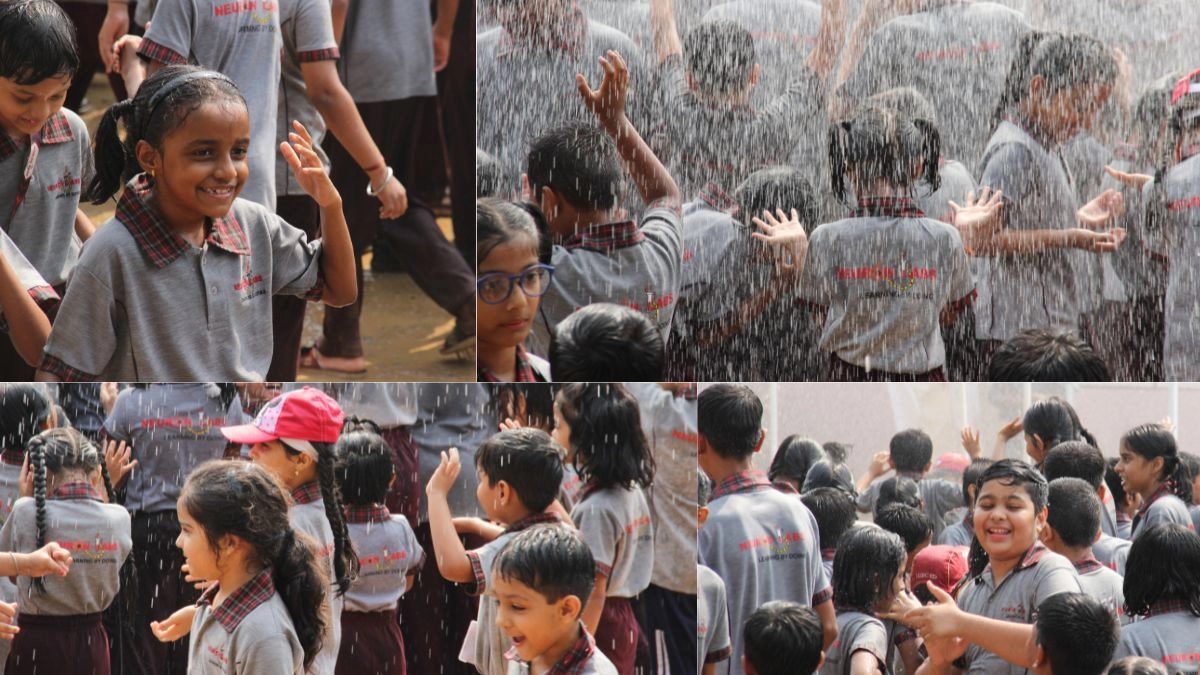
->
[38,353,98,383]
[705,646,732,664]
[465,550,486,597]
[0,285,58,334]
[812,586,833,606]
[137,38,188,66]
[298,47,340,62]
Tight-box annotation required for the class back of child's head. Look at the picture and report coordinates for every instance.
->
[556,383,653,490]
[1123,523,1200,618]
[526,123,621,212]
[832,527,906,612]
[0,383,53,453]
[769,435,826,486]
[1104,457,1129,507]
[962,458,994,506]
[1121,422,1193,503]
[890,428,934,473]
[801,487,856,552]
[988,330,1112,381]
[1148,68,1200,229]
[0,0,78,85]
[1043,441,1106,490]
[802,458,856,496]
[828,105,940,201]
[876,476,922,516]
[733,166,818,234]
[475,428,564,513]
[488,383,556,432]
[1036,592,1118,675]
[1129,72,1182,164]
[180,460,326,668]
[334,418,393,507]
[1107,657,1170,675]
[683,20,756,99]
[549,304,664,382]
[977,459,1049,512]
[1024,397,1095,452]
[875,504,933,555]
[742,601,824,675]
[477,197,544,267]
[697,384,762,460]
[992,31,1118,132]
[492,525,595,607]
[88,65,246,204]
[1046,478,1102,550]
[867,87,939,126]
[477,148,505,198]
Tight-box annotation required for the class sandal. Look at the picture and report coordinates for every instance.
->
[298,345,368,375]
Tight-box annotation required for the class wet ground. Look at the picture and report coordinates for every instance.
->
[76,73,473,382]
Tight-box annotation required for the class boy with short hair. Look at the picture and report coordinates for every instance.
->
[743,601,826,675]
[875,503,935,577]
[1031,592,1119,675]
[1043,443,1130,573]
[549,303,665,381]
[425,428,567,675]
[697,384,836,670]
[1043,478,1126,622]
[490,525,618,675]
[801,487,858,583]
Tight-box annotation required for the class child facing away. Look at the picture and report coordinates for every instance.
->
[697,473,732,675]
[549,303,665,381]
[491,525,618,675]
[333,419,425,675]
[1041,478,1125,622]
[38,65,356,382]
[1110,523,1200,670]
[743,601,827,675]
[1031,592,1119,675]
[424,427,566,675]
[1043,443,1130,575]
[820,527,909,675]
[1114,423,1194,540]
[856,429,973,542]
[0,428,129,675]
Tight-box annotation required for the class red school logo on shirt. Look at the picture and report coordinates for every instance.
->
[235,258,267,301]
[213,0,276,16]
[46,166,81,200]
[207,645,229,666]
[837,257,938,291]
[139,416,228,438]
[623,515,652,538]
[361,548,408,571]
[58,533,120,562]
[738,531,805,554]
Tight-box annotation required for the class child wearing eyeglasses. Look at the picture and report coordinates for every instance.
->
[476,199,555,382]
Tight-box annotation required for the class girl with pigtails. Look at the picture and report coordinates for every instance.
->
[0,427,130,675]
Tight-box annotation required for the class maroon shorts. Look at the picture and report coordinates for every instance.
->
[593,596,646,674]
[828,354,946,382]
[337,609,406,675]
[7,612,108,675]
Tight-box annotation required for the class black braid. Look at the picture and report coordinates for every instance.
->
[829,121,851,202]
[316,444,358,596]
[913,118,942,193]
[30,435,47,593]
[98,456,116,504]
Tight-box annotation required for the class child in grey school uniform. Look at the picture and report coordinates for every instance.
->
[819,528,909,675]
[1115,424,1195,540]
[1043,479,1126,623]
[1111,524,1200,670]
[1042,443,1130,575]
[697,472,732,675]
[1032,593,1119,675]
[857,429,971,542]
[937,458,992,547]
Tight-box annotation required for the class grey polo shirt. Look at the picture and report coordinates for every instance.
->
[1092,533,1130,577]
[819,611,888,675]
[1142,155,1200,380]
[702,0,821,105]
[624,383,697,595]
[1111,603,1200,673]
[188,571,304,675]
[344,508,424,613]
[275,0,337,197]
[140,0,282,210]
[578,0,651,56]
[504,626,619,675]
[41,180,323,382]
[956,544,1081,675]
[697,564,731,671]
[937,514,974,547]
[0,461,20,527]
[858,471,965,542]
[318,383,418,428]
[918,159,979,225]
[289,493,340,675]
[411,383,492,524]
[1130,490,1194,541]
[337,0,436,102]
[1073,557,1125,624]
[572,485,655,598]
[104,384,243,515]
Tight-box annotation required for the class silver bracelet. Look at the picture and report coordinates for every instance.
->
[366,166,394,197]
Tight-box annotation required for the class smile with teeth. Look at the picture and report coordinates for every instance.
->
[201,186,236,197]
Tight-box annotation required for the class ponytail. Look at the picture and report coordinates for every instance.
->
[828,107,938,203]
[913,118,942,193]
[30,434,47,593]
[85,98,136,204]
[273,526,327,669]
[1121,423,1190,501]
[828,121,851,202]
[314,443,358,596]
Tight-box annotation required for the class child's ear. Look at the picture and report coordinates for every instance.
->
[749,63,761,87]
[742,655,756,675]
[752,429,766,454]
[495,479,513,507]
[1028,73,1047,101]
[697,506,709,528]
[135,139,161,177]
[1031,643,1049,675]
[558,594,582,622]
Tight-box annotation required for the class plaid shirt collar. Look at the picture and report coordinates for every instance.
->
[50,480,103,501]
[771,480,799,495]
[505,622,597,674]
[562,219,645,252]
[290,481,322,506]
[478,345,545,383]
[198,568,276,633]
[1145,599,1196,618]
[1072,554,1104,575]
[0,449,23,467]
[345,504,389,524]
[0,111,74,163]
[851,197,925,219]
[116,174,252,269]
[697,182,741,217]
[504,511,562,535]
[496,4,587,59]
[711,469,772,501]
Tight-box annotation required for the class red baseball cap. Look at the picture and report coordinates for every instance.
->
[934,453,970,473]
[910,545,969,595]
[221,387,344,445]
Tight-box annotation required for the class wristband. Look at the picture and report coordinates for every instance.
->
[366,166,394,197]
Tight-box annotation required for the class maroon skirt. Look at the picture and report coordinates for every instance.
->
[828,354,947,382]
[593,596,646,674]
[6,612,108,675]
[337,609,406,675]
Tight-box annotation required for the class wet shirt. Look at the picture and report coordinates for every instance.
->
[956,544,1082,675]
[0,484,130,615]
[318,383,418,428]
[40,177,323,382]
[1092,533,1130,576]
[858,471,965,542]
[702,0,822,105]
[799,200,974,373]
[819,611,889,675]
[1112,602,1200,674]
[412,383,492,523]
[104,384,243,514]
[188,569,304,675]
[337,0,436,102]
[140,0,282,210]
[1143,155,1200,380]
[275,0,338,196]
[287,485,339,675]
[917,159,978,225]
[697,564,731,671]
[572,485,655,598]
[0,457,21,526]
[531,204,683,355]
[974,120,1085,341]
[698,469,831,671]
[1072,556,1125,623]
[343,506,424,612]
[504,624,618,675]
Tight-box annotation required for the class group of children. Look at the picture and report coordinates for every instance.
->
[697,384,1200,675]
[473,0,1200,382]
[0,0,473,382]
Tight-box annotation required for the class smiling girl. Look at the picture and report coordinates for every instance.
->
[37,65,356,382]
[1114,423,1194,540]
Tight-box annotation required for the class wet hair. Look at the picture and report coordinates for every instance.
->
[801,488,856,552]
[334,418,393,507]
[969,460,1048,576]
[1036,592,1118,675]
[1148,70,1200,234]
[733,166,818,234]
[549,304,664,382]
[962,458,994,506]
[180,461,326,668]
[477,197,542,267]
[474,428,564,513]
[1128,73,1181,166]
[890,428,934,473]
[868,87,938,126]
[526,123,621,211]
[1104,457,1129,507]
[829,105,940,202]
[0,384,53,453]
[832,527,907,613]
[1023,397,1097,457]
[492,525,595,606]
[875,504,933,554]
[991,31,1118,133]
[683,20,756,98]
[87,65,247,204]
[1107,657,1170,675]
[742,601,824,675]
[876,476,922,516]
[1047,478,1102,549]
[477,148,504,198]
[1181,453,1200,495]
[0,0,79,84]
[279,440,359,597]
[769,436,826,485]
[1120,423,1193,503]
[487,383,556,433]
[1043,441,1106,491]
[697,384,762,459]
[987,330,1111,382]
[556,383,654,491]
[1122,523,1200,618]
[802,458,856,496]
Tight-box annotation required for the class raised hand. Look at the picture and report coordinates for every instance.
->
[425,448,462,497]
[751,208,809,275]
[576,50,630,130]
[280,121,341,209]
[950,187,1004,251]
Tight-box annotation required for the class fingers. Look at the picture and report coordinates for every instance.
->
[575,73,596,105]
[279,141,302,173]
